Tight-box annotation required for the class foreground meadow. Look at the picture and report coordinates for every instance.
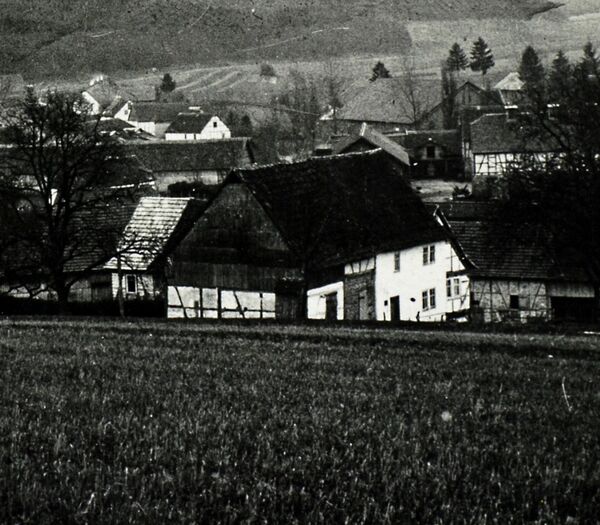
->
[1,319,599,523]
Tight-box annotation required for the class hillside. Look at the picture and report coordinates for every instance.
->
[0,0,558,79]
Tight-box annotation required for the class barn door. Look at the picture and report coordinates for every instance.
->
[358,291,369,320]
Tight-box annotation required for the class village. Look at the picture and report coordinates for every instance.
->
[0,39,598,325]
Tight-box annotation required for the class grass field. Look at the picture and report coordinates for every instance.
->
[1,319,600,523]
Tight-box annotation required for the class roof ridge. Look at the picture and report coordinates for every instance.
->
[235,149,383,172]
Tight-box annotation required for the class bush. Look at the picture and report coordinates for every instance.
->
[260,63,276,77]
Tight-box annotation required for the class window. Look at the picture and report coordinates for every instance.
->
[213,121,218,128]
[393,251,401,272]
[426,145,436,159]
[422,288,436,310]
[509,295,520,309]
[422,245,436,265]
[446,277,461,298]
[125,274,137,294]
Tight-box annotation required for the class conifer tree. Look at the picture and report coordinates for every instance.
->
[446,43,469,72]
[370,61,391,82]
[519,45,545,101]
[470,37,495,76]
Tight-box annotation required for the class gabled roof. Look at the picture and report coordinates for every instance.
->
[390,129,462,156]
[128,138,254,172]
[332,123,410,165]
[105,197,204,271]
[165,113,215,134]
[84,78,155,110]
[438,201,595,283]
[337,77,441,125]
[470,113,558,154]
[228,149,447,267]
[129,102,192,123]
[494,72,524,92]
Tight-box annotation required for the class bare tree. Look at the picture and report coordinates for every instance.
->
[0,89,150,313]
[394,56,434,126]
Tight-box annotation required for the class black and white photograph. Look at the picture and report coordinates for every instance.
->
[0,0,599,522]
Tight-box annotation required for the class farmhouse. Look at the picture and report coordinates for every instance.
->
[126,102,192,138]
[436,201,599,323]
[82,75,154,116]
[128,138,255,192]
[165,112,231,141]
[470,111,559,195]
[391,129,463,179]
[167,150,469,321]
[331,123,410,171]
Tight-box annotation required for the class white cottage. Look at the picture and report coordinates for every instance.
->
[165,112,231,141]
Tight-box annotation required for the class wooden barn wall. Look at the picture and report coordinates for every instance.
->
[171,262,302,292]
[344,270,376,321]
[172,183,293,269]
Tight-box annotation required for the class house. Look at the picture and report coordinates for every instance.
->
[165,112,231,141]
[494,72,524,106]
[128,138,255,191]
[390,129,463,179]
[167,149,469,321]
[2,196,203,309]
[470,111,559,195]
[331,123,410,171]
[126,102,192,138]
[82,76,154,116]
[436,201,598,323]
[419,80,500,130]
[327,77,442,134]
[100,196,204,303]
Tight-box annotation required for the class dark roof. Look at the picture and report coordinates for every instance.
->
[229,149,447,267]
[105,197,204,271]
[128,138,254,172]
[337,77,441,125]
[390,129,462,156]
[438,201,594,283]
[332,123,410,165]
[165,113,214,134]
[129,102,192,123]
[470,113,558,154]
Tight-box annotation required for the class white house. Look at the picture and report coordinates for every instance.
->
[165,113,231,141]
[307,240,468,322]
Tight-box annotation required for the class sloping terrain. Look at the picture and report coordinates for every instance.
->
[0,0,558,79]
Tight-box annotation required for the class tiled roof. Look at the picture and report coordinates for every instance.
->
[390,129,462,156]
[127,138,254,172]
[129,102,192,123]
[439,202,594,282]
[105,197,204,271]
[337,77,442,125]
[470,113,558,154]
[230,149,447,267]
[165,113,214,134]
[332,123,410,165]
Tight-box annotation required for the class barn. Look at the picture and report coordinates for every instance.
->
[167,149,469,321]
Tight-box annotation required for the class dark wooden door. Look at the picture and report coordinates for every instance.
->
[390,295,400,321]
[325,293,338,320]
